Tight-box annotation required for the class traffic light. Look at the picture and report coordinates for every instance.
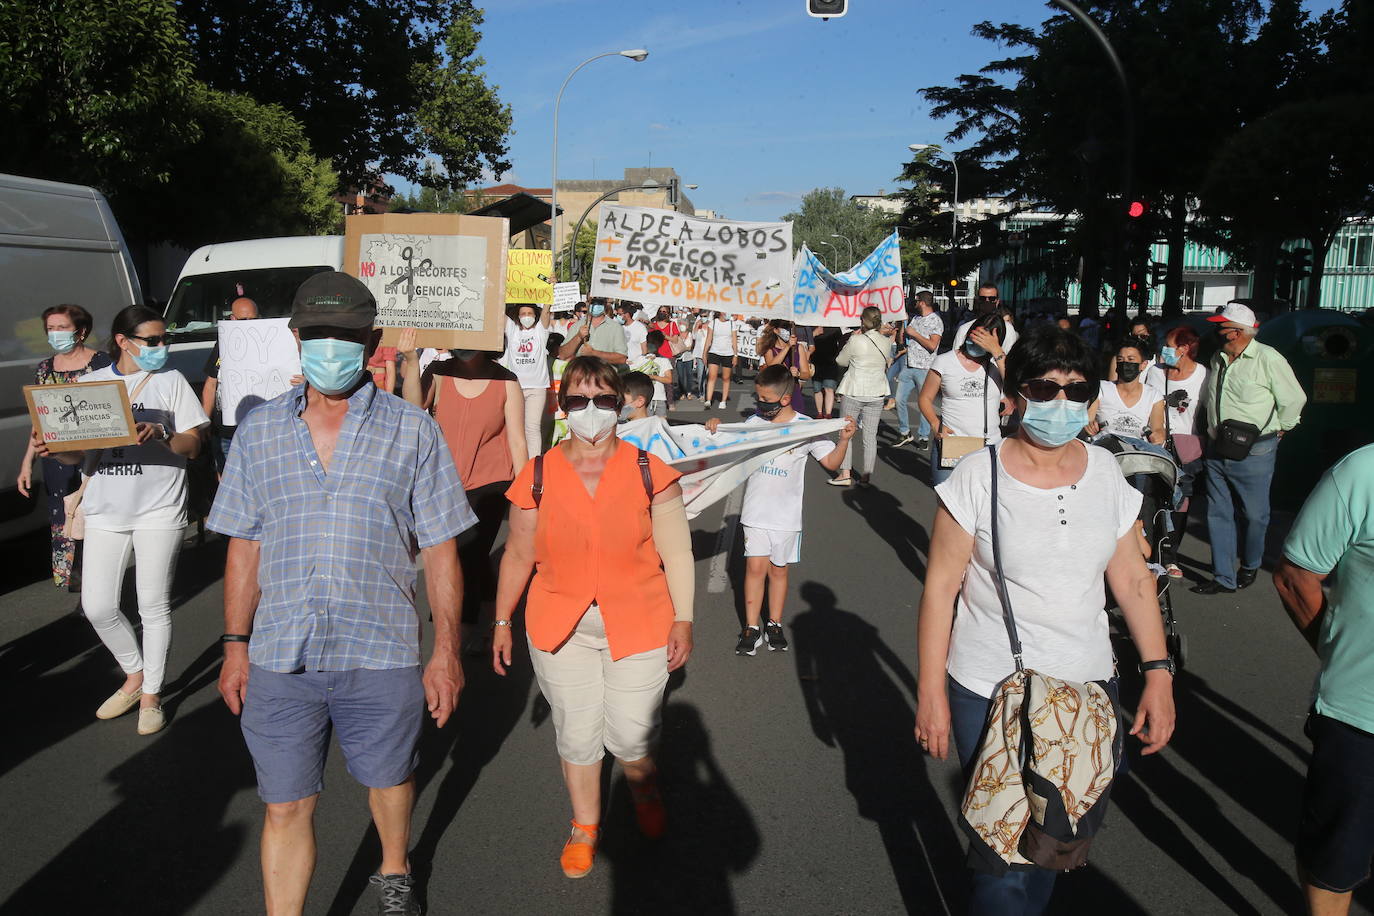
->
[1150,261,1166,286]
[1291,247,1312,280]
[947,279,969,294]
[1127,200,1148,219]
[667,177,680,209]
[806,0,847,19]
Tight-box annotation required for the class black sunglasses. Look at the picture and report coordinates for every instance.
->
[975,295,999,303]
[129,334,170,347]
[563,394,620,411]
[1021,378,1099,403]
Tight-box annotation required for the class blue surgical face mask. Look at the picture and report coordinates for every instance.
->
[48,331,78,354]
[132,342,169,372]
[299,338,366,395]
[963,341,989,360]
[1158,346,1179,367]
[590,303,606,318]
[1019,397,1089,448]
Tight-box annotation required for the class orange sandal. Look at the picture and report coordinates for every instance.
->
[560,820,599,878]
[631,780,666,839]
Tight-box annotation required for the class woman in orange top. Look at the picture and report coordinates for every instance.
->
[399,334,526,650]
[493,356,695,879]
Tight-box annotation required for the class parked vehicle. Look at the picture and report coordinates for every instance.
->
[0,173,142,539]
[163,236,342,381]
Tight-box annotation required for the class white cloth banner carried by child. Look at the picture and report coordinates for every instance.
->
[617,417,846,518]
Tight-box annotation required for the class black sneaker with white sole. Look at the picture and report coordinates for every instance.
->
[764,621,789,652]
[735,626,763,656]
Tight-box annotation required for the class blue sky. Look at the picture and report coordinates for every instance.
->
[466,0,1337,224]
[470,0,1047,222]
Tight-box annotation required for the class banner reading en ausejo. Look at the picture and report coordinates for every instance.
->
[590,205,793,318]
[793,231,904,328]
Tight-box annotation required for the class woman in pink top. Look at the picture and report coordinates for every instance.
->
[400,335,526,647]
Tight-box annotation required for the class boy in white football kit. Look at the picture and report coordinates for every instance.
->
[708,365,854,655]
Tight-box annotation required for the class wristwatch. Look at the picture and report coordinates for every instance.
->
[1138,657,1176,676]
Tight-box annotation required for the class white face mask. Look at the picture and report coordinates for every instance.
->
[777,328,792,342]
[519,314,537,329]
[566,405,618,443]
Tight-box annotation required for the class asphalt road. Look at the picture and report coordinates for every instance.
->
[1,391,1370,916]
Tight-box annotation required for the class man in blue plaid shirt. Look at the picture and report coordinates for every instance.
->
[209,271,476,916]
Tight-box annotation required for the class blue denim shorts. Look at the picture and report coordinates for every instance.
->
[241,665,424,803]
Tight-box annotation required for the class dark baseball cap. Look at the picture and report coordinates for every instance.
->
[289,271,377,330]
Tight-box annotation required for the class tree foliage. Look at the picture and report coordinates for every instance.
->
[781,188,895,271]
[903,0,1374,315]
[178,0,513,190]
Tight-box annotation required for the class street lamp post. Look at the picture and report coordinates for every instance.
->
[909,143,960,310]
[829,233,854,266]
[551,49,648,281]
[817,239,840,270]
[568,182,698,282]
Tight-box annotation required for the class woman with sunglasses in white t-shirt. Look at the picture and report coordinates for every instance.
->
[35,305,209,735]
[915,324,1175,913]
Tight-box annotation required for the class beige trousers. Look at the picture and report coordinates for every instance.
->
[527,605,669,766]
[522,387,549,461]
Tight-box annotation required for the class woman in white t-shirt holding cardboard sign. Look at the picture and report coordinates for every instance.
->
[918,311,1008,487]
[1090,338,1165,445]
[38,305,209,736]
[500,304,554,461]
[915,324,1175,911]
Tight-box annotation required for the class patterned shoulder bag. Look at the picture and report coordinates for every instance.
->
[959,445,1123,873]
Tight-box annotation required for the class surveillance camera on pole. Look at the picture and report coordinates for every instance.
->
[806,0,847,20]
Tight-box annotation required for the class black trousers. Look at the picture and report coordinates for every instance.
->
[457,480,511,624]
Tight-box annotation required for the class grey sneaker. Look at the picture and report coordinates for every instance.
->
[764,621,789,652]
[370,873,421,915]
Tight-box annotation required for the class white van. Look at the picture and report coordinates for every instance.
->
[0,173,143,539]
[163,235,343,381]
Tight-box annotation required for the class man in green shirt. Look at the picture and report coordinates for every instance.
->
[1274,443,1374,915]
[1192,302,1307,595]
[557,298,628,366]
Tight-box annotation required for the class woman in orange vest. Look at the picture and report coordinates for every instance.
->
[492,355,695,879]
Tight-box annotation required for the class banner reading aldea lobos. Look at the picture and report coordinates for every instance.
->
[793,231,904,328]
[506,249,553,304]
[591,205,793,319]
[344,212,508,351]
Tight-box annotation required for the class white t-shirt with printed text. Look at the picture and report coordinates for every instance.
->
[936,442,1143,696]
[80,366,211,531]
[930,350,1003,443]
[1096,382,1163,441]
[500,317,551,390]
[740,414,836,532]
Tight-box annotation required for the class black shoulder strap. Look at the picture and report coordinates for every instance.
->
[532,455,544,508]
[988,445,1025,671]
[637,448,653,502]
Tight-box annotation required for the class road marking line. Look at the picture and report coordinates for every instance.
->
[707,486,743,594]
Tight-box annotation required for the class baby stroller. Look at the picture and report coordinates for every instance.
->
[1096,434,1187,670]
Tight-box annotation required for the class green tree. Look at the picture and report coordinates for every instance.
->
[150,87,342,248]
[390,175,474,214]
[178,0,513,191]
[782,188,894,271]
[0,0,198,199]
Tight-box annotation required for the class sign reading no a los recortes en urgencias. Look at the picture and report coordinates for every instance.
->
[590,205,793,318]
[25,380,138,452]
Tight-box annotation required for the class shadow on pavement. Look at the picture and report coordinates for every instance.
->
[602,702,760,915]
[1110,633,1308,913]
[1,697,255,913]
[839,473,930,581]
[0,536,227,779]
[323,644,537,915]
[790,581,965,915]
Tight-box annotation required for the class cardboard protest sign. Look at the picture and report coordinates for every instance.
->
[506,249,553,304]
[552,282,580,313]
[25,380,138,452]
[216,318,302,425]
[617,416,847,518]
[590,205,792,318]
[793,231,904,328]
[344,212,509,351]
